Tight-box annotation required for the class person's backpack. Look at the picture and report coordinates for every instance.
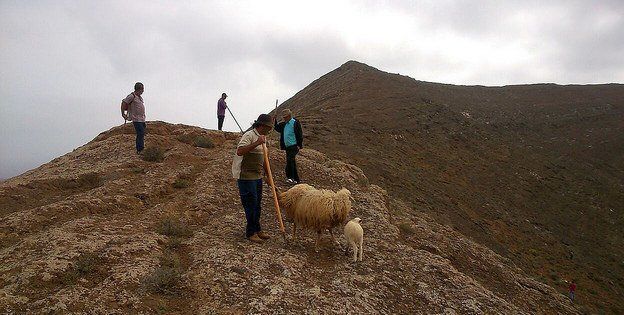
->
[121,92,135,111]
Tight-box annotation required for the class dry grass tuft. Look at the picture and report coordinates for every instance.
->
[173,179,190,189]
[193,136,214,148]
[398,222,415,236]
[157,217,192,238]
[142,146,165,162]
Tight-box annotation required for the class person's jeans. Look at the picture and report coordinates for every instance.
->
[285,145,300,182]
[133,122,146,153]
[237,179,263,238]
[218,115,225,131]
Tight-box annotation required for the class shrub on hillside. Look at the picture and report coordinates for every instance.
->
[143,252,183,294]
[398,222,415,236]
[193,136,214,148]
[142,146,165,162]
[173,178,190,189]
[58,173,102,190]
[176,134,194,145]
[157,217,191,237]
[61,252,101,284]
[79,172,103,188]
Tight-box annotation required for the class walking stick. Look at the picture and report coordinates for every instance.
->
[262,142,287,242]
[227,107,244,133]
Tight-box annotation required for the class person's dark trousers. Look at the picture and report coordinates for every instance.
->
[285,145,300,182]
[218,115,225,131]
[237,179,263,238]
[132,121,146,153]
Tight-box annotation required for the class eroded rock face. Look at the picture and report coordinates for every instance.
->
[0,122,578,314]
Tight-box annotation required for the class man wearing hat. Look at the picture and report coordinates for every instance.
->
[232,114,274,243]
[217,93,227,131]
[274,109,303,184]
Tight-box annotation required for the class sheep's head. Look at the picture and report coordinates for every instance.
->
[336,188,351,199]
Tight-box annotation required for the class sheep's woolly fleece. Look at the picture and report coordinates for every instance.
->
[279,183,351,231]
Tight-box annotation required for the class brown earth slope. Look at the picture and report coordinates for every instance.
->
[0,122,577,313]
[275,61,624,314]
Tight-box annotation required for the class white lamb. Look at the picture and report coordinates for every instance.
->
[344,218,363,262]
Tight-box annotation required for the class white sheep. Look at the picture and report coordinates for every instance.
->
[278,184,351,249]
[344,218,363,262]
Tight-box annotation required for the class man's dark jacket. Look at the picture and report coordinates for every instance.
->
[274,119,303,150]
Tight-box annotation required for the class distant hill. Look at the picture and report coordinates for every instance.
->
[275,60,624,313]
[0,122,577,313]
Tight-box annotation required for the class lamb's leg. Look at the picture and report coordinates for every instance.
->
[351,242,358,262]
[359,238,363,261]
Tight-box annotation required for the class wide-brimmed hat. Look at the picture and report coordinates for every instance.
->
[254,114,273,127]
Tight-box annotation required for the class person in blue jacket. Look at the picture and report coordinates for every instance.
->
[274,109,303,184]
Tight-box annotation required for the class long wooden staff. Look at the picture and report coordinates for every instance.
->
[262,142,286,241]
[227,107,244,133]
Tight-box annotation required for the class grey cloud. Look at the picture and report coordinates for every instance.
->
[2,0,624,179]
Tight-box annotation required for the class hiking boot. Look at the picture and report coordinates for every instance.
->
[248,234,263,243]
[286,178,295,185]
[257,231,271,240]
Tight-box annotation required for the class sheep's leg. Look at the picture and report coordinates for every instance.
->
[329,229,340,248]
[351,242,358,262]
[359,238,363,261]
[315,230,322,252]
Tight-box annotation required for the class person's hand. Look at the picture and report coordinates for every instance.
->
[255,135,266,146]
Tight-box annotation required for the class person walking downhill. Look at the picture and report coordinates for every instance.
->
[274,109,303,184]
[232,114,274,243]
[121,82,146,154]
[217,93,227,131]
[568,280,577,303]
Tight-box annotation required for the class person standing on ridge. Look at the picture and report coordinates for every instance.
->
[274,109,303,184]
[121,82,146,154]
[217,93,227,131]
[232,114,273,243]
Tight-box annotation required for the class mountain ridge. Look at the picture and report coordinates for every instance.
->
[0,122,579,313]
[274,60,624,313]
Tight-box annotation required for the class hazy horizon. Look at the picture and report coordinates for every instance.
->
[2,0,623,179]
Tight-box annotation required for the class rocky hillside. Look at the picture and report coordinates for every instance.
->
[275,61,624,314]
[0,122,577,313]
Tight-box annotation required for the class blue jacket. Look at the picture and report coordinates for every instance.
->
[274,118,303,150]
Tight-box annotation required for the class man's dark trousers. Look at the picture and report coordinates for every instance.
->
[132,121,146,153]
[285,145,300,182]
[237,179,262,238]
[218,115,225,131]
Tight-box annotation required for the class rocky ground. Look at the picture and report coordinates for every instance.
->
[0,122,578,314]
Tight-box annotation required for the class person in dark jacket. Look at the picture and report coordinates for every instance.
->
[274,109,303,184]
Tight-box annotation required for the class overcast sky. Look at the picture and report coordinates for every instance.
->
[1,0,623,179]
